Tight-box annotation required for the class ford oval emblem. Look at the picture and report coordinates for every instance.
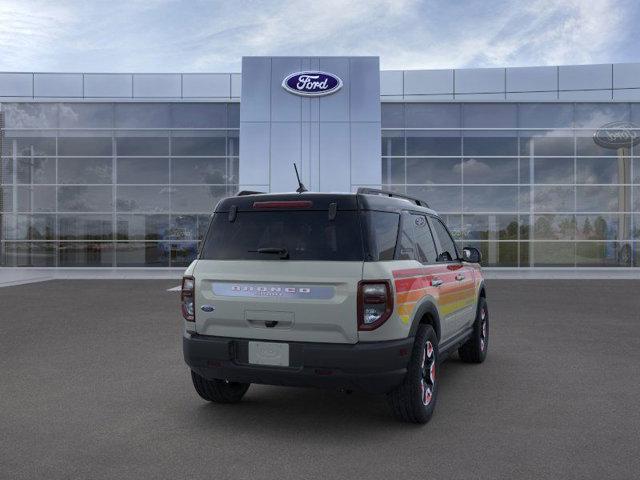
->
[282,71,343,97]
[593,121,640,149]
[200,305,215,312]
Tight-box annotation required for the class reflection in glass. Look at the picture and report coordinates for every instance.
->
[381,130,404,156]
[576,157,628,184]
[463,186,518,212]
[17,186,56,212]
[575,214,628,241]
[2,242,56,266]
[406,131,461,156]
[462,158,517,184]
[576,186,622,212]
[406,186,461,212]
[58,186,113,212]
[116,158,169,184]
[576,242,631,267]
[462,215,518,240]
[171,158,227,184]
[518,104,573,129]
[171,134,226,156]
[170,104,227,128]
[58,214,113,240]
[116,186,170,213]
[406,104,460,128]
[382,103,405,128]
[116,214,170,240]
[10,137,56,156]
[463,241,518,267]
[59,242,114,267]
[14,214,55,240]
[58,137,112,156]
[574,103,630,128]
[406,158,461,184]
[534,186,574,212]
[533,215,576,240]
[16,157,56,184]
[519,134,574,157]
[382,158,404,184]
[115,243,169,267]
[533,242,575,266]
[171,242,198,267]
[463,136,518,156]
[58,158,112,184]
[171,186,227,213]
[534,158,574,184]
[2,103,58,128]
[463,104,517,128]
[58,103,113,128]
[114,104,170,128]
[116,136,169,156]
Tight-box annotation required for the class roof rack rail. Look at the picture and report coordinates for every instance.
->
[236,190,265,196]
[356,187,429,208]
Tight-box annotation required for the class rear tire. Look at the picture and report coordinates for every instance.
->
[190,370,250,403]
[387,325,439,424]
[458,297,489,364]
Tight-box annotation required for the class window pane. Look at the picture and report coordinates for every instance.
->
[14,214,55,240]
[406,158,461,184]
[116,136,168,156]
[2,242,56,267]
[576,157,627,184]
[462,214,518,240]
[3,104,58,128]
[381,130,404,156]
[406,185,461,212]
[228,103,240,127]
[197,214,211,240]
[462,157,517,184]
[227,130,239,157]
[464,186,518,212]
[169,214,199,241]
[171,134,226,156]
[116,186,170,212]
[533,242,575,266]
[171,158,228,184]
[17,185,56,212]
[114,104,170,128]
[116,214,169,240]
[519,133,574,157]
[406,104,460,128]
[576,135,621,156]
[533,215,576,240]
[58,214,113,240]
[429,217,458,261]
[463,241,518,267]
[171,242,198,267]
[463,104,517,128]
[59,103,113,128]
[381,103,404,128]
[170,103,227,128]
[574,103,630,128]
[366,211,400,261]
[518,104,573,128]
[116,242,169,267]
[576,186,624,212]
[9,136,56,156]
[534,186,574,212]
[58,137,113,156]
[576,242,631,267]
[634,159,640,184]
[59,242,114,267]
[575,214,630,240]
[463,136,518,156]
[382,158,405,184]
[534,158,574,184]
[1,158,12,183]
[58,158,112,184]
[116,158,169,184]
[16,157,56,184]
[406,131,461,156]
[171,185,227,212]
[58,186,113,212]
[1,186,12,211]
[397,213,417,261]
[412,214,437,263]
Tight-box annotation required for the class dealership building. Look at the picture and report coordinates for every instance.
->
[1,56,640,271]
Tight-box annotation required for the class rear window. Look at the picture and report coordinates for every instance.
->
[200,210,364,261]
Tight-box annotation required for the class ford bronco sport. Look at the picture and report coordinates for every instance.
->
[182,188,488,424]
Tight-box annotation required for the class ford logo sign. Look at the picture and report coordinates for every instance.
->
[282,71,343,97]
[593,121,640,149]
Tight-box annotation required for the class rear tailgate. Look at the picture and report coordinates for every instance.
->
[194,260,362,343]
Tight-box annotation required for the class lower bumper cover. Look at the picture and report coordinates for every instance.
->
[183,332,414,394]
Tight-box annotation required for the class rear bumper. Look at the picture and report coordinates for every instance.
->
[183,331,414,394]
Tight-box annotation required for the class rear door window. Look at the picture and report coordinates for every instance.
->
[396,212,417,260]
[363,211,399,261]
[412,214,438,264]
[429,217,459,262]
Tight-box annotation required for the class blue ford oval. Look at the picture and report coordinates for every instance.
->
[282,71,343,97]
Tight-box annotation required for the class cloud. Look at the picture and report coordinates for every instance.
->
[0,0,636,72]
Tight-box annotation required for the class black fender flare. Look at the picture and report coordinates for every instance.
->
[408,297,442,341]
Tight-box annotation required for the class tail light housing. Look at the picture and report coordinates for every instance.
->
[357,280,393,331]
[181,276,195,322]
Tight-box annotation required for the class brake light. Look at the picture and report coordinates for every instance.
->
[357,280,393,331]
[253,200,313,209]
[181,276,195,322]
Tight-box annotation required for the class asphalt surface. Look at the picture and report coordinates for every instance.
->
[1,279,639,480]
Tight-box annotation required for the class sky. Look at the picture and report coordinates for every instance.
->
[0,0,638,73]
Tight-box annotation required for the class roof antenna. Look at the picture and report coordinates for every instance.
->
[293,163,308,193]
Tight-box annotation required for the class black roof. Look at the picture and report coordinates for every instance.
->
[215,190,438,215]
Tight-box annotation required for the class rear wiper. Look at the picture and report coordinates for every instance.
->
[248,247,290,259]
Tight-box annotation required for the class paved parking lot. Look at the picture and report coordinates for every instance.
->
[1,279,639,479]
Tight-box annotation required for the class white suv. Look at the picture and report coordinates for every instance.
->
[181,188,488,423]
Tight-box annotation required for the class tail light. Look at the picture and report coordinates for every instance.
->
[181,276,195,321]
[357,280,393,331]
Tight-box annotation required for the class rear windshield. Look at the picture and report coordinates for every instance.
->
[200,211,365,261]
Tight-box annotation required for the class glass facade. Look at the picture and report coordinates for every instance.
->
[0,102,239,267]
[382,103,640,268]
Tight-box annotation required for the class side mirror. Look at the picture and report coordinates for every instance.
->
[462,247,482,264]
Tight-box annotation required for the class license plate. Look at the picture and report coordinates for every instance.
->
[248,341,289,367]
